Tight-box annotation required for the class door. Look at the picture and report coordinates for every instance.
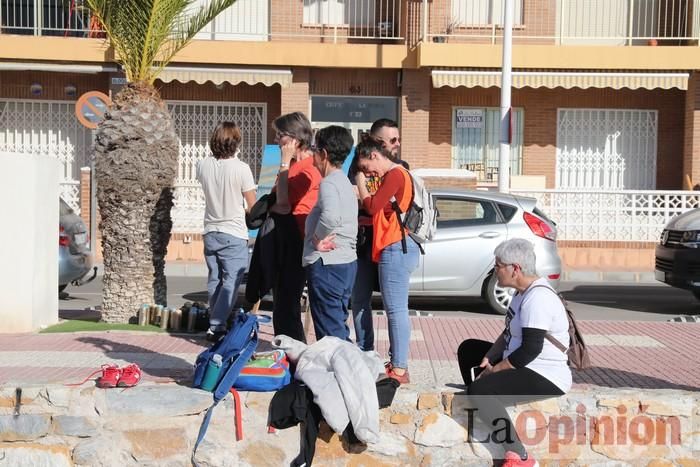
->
[556,108,658,190]
[420,195,507,293]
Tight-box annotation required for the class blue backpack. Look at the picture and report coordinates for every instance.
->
[191,311,259,464]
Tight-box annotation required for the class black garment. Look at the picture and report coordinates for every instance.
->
[376,377,400,408]
[246,192,276,230]
[271,212,307,342]
[245,214,276,304]
[269,381,323,467]
[457,338,564,459]
[507,328,546,369]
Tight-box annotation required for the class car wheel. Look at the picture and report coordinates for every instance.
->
[59,284,67,293]
[692,290,700,301]
[484,273,514,315]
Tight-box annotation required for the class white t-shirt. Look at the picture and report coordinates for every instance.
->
[502,277,572,392]
[196,155,256,240]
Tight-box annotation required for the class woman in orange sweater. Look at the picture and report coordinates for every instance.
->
[354,137,420,383]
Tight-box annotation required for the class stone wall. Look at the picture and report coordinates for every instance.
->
[0,383,697,466]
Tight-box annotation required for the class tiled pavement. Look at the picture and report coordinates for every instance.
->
[0,315,698,391]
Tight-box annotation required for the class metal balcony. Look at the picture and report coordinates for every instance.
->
[422,0,700,46]
[0,0,404,42]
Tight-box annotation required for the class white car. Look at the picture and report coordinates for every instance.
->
[408,189,562,314]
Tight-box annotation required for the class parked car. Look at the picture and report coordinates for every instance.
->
[242,189,561,315]
[654,208,700,299]
[59,198,96,293]
[408,189,562,314]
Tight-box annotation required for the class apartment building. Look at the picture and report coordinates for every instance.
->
[1,0,699,255]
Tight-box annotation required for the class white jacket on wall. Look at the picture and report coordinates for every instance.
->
[273,335,384,444]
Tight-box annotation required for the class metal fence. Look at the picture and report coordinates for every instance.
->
[0,0,404,41]
[511,189,700,242]
[0,0,98,37]
[424,0,700,45]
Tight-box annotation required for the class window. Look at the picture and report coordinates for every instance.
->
[556,109,658,190]
[435,197,501,228]
[451,0,523,26]
[303,0,374,26]
[452,107,524,182]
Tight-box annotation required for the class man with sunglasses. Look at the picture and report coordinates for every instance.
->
[348,118,409,352]
[370,118,403,161]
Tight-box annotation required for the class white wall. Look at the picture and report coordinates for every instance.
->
[0,153,60,332]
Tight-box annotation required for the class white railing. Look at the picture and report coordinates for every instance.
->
[1,0,403,41]
[424,0,700,45]
[556,148,626,191]
[511,189,700,242]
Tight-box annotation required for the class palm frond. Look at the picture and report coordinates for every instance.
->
[85,0,238,84]
[152,0,240,78]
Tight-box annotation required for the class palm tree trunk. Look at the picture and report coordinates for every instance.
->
[94,83,178,323]
[151,186,174,307]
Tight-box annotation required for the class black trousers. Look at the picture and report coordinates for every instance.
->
[457,339,564,457]
[271,214,307,343]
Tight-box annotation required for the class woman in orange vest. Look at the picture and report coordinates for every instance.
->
[354,137,420,383]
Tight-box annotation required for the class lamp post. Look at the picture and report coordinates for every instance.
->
[498,0,514,193]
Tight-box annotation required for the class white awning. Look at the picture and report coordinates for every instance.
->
[157,66,293,88]
[431,69,689,91]
[0,62,118,73]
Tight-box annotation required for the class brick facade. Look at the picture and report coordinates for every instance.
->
[400,69,432,168]
[430,85,686,189]
[684,72,700,187]
[280,67,310,116]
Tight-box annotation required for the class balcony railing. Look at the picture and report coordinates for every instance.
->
[0,0,404,41]
[423,0,700,46]
[0,0,99,37]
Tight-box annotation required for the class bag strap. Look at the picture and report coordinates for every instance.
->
[390,168,414,255]
[192,323,258,464]
[522,284,569,354]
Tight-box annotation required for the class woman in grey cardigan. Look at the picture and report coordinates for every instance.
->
[303,126,358,341]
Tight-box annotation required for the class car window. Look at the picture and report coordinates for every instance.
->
[59,198,73,216]
[497,203,517,222]
[434,197,501,228]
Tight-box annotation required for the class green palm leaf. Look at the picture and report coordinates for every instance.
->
[85,0,239,84]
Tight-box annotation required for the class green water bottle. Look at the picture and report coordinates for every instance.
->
[200,354,223,391]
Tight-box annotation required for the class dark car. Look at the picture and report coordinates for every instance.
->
[655,208,700,299]
[59,198,96,292]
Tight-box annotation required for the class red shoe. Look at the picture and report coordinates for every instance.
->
[385,363,410,384]
[502,451,538,467]
[96,364,121,388]
[117,363,142,388]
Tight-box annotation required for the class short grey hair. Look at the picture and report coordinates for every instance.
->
[494,238,537,276]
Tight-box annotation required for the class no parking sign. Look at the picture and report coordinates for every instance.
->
[75,91,111,129]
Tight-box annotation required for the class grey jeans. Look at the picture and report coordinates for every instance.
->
[203,232,248,330]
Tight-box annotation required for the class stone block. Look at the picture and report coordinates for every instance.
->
[366,431,410,457]
[72,436,134,467]
[123,427,188,461]
[647,459,675,467]
[0,414,51,441]
[390,412,412,425]
[417,393,440,410]
[414,413,468,447]
[104,384,211,417]
[52,415,98,438]
[441,392,455,416]
[0,442,72,467]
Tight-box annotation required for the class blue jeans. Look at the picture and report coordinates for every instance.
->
[378,238,420,369]
[306,259,357,342]
[203,232,248,330]
[351,244,377,351]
